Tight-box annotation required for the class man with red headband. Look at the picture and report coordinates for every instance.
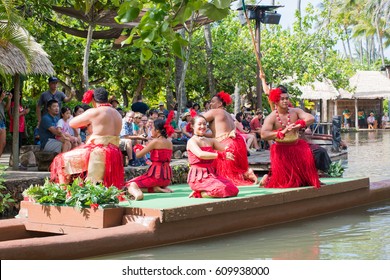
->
[260,86,321,189]
[50,88,124,188]
[202,91,257,186]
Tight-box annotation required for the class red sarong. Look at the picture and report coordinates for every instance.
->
[265,139,321,189]
[50,136,124,189]
[213,131,254,186]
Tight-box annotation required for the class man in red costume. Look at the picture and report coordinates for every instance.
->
[50,88,124,188]
[202,91,257,185]
[260,86,321,189]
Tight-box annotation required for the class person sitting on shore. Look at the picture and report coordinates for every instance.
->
[50,88,124,188]
[56,106,81,149]
[367,112,376,129]
[187,115,239,198]
[125,113,174,200]
[38,99,72,154]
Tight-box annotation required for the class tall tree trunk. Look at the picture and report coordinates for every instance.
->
[366,37,370,65]
[234,84,240,115]
[360,40,364,65]
[166,85,174,111]
[82,24,95,92]
[175,54,186,118]
[297,0,302,29]
[11,74,20,170]
[133,76,147,103]
[376,24,386,67]
[176,18,194,118]
[122,87,128,108]
[344,26,353,61]
[204,24,216,96]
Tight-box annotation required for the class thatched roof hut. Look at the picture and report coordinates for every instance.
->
[0,28,54,170]
[298,79,339,100]
[339,71,390,99]
[0,35,54,75]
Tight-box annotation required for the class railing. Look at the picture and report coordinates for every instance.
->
[312,122,333,135]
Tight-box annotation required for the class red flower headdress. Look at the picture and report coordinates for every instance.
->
[164,110,175,137]
[82,90,94,104]
[217,91,232,106]
[186,109,197,133]
[269,88,282,103]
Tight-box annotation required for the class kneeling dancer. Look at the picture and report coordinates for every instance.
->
[187,115,239,198]
[125,112,174,200]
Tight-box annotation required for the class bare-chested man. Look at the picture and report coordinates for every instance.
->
[202,91,257,185]
[50,88,124,188]
[260,86,320,189]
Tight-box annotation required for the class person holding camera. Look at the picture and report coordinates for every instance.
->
[0,84,12,158]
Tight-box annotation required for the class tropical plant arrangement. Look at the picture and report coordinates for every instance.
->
[328,160,345,178]
[0,166,15,214]
[23,178,129,209]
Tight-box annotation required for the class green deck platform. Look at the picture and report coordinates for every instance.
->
[119,177,369,223]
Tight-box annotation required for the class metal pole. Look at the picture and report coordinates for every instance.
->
[255,13,262,111]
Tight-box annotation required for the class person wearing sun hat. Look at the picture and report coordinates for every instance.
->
[202,91,258,186]
[36,76,75,125]
[50,87,124,189]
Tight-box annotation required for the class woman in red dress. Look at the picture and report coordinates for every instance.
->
[126,115,174,200]
[187,115,239,198]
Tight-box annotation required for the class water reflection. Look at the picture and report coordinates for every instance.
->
[343,130,390,182]
[94,131,390,260]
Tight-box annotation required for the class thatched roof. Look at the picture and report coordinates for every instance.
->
[298,79,340,100]
[339,71,390,99]
[0,31,54,76]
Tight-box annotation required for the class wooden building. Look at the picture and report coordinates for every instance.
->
[299,71,390,128]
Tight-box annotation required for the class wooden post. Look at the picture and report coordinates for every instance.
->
[12,74,20,170]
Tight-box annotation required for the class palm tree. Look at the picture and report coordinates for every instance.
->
[0,0,33,77]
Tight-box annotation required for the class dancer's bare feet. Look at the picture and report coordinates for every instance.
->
[154,186,173,193]
[127,183,144,200]
[244,168,258,184]
[259,174,268,188]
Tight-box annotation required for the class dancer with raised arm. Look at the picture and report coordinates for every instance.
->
[187,115,239,198]
[260,87,321,189]
[125,112,174,200]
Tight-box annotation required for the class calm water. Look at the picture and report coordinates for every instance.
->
[96,131,390,260]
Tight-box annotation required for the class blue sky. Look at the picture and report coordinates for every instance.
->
[264,0,390,58]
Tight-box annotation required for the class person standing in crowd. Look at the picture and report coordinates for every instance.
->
[187,115,239,198]
[8,89,29,150]
[36,76,75,124]
[131,95,149,115]
[0,85,12,158]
